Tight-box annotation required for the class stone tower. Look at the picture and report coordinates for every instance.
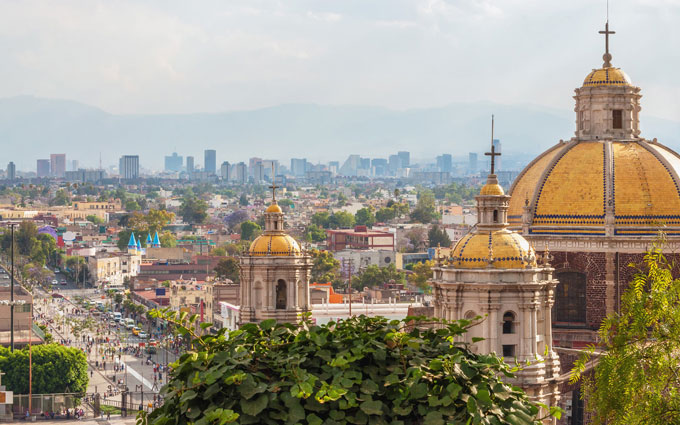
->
[431,145,561,413]
[239,187,312,324]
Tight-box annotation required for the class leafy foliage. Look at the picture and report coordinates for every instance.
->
[354,208,376,227]
[353,264,405,290]
[408,261,434,293]
[0,344,88,394]
[305,224,327,243]
[214,257,240,283]
[239,221,261,241]
[427,225,451,248]
[180,196,209,225]
[571,242,680,424]
[410,190,438,224]
[142,313,550,425]
[310,250,341,285]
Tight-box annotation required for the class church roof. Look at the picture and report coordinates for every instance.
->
[508,140,680,235]
[582,67,631,87]
[249,234,301,256]
[450,229,536,269]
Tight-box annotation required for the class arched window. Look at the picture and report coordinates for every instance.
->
[502,311,515,334]
[464,311,477,320]
[613,109,623,129]
[493,210,498,223]
[276,279,287,309]
[554,271,587,324]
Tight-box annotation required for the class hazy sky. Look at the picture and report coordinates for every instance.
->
[1,0,679,119]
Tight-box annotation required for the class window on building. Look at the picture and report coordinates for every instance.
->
[613,109,623,129]
[276,279,287,309]
[554,271,587,324]
[579,111,585,130]
[493,210,498,223]
[502,311,515,334]
[502,345,515,357]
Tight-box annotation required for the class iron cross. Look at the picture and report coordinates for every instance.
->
[485,115,501,174]
[599,21,615,67]
[268,163,279,202]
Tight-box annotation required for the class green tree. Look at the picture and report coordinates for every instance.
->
[160,231,177,248]
[125,199,141,211]
[571,242,680,424]
[305,224,327,243]
[375,207,396,223]
[310,249,341,284]
[311,211,331,228]
[409,261,434,293]
[141,313,558,425]
[240,221,261,241]
[16,220,38,256]
[0,344,88,394]
[329,211,355,229]
[353,264,405,290]
[180,196,209,224]
[49,189,70,206]
[86,214,104,224]
[211,247,227,256]
[239,194,248,206]
[214,257,240,283]
[428,225,452,248]
[355,207,376,227]
[117,229,133,251]
[410,190,438,224]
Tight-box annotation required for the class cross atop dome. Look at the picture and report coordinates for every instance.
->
[599,21,615,68]
[268,163,279,203]
[485,115,501,175]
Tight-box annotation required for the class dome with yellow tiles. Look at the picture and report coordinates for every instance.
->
[451,229,536,269]
[249,233,301,256]
[582,67,631,87]
[508,140,680,236]
[266,203,283,213]
[480,182,505,196]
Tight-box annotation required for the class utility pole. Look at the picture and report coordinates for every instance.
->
[9,223,16,352]
[343,258,353,317]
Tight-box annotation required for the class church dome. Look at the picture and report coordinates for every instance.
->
[450,229,536,269]
[508,140,680,235]
[249,234,301,256]
[480,182,505,196]
[266,203,283,213]
[582,67,631,87]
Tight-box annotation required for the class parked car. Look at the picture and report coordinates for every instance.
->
[138,331,148,339]
[52,279,58,285]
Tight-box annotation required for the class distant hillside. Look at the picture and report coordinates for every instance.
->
[1,96,679,170]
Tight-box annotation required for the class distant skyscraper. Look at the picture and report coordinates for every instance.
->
[119,155,140,179]
[165,152,183,172]
[70,160,79,171]
[234,162,247,184]
[371,158,388,176]
[249,157,262,178]
[340,155,361,176]
[469,153,478,174]
[204,150,217,174]
[492,139,502,171]
[186,156,195,175]
[220,161,231,181]
[290,158,308,177]
[37,159,50,178]
[436,154,452,173]
[388,155,402,174]
[50,154,66,177]
[253,162,265,183]
[397,151,410,167]
[261,160,279,181]
[360,158,371,170]
[6,162,16,181]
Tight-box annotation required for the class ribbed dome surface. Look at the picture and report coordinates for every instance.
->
[450,229,536,269]
[508,140,680,235]
[582,67,631,87]
[249,234,301,256]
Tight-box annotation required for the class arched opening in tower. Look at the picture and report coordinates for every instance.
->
[276,279,287,309]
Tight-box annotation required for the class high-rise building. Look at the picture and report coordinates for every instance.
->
[186,156,195,176]
[220,161,231,181]
[339,155,361,176]
[468,153,478,174]
[50,154,66,177]
[119,155,140,179]
[290,158,308,177]
[69,160,79,172]
[6,162,16,181]
[165,152,183,172]
[371,158,388,176]
[253,162,265,183]
[204,150,217,174]
[234,162,247,184]
[492,139,502,171]
[388,155,402,174]
[436,154,452,173]
[37,159,50,178]
[397,151,410,167]
[249,157,262,178]
[261,160,279,181]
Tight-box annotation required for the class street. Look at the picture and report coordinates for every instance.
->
[33,283,180,411]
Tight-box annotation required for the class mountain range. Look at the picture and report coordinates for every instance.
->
[1,95,679,170]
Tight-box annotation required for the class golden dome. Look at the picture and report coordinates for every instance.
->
[508,140,680,235]
[249,234,301,256]
[583,67,631,87]
[451,229,536,269]
[266,203,282,213]
[480,183,505,196]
